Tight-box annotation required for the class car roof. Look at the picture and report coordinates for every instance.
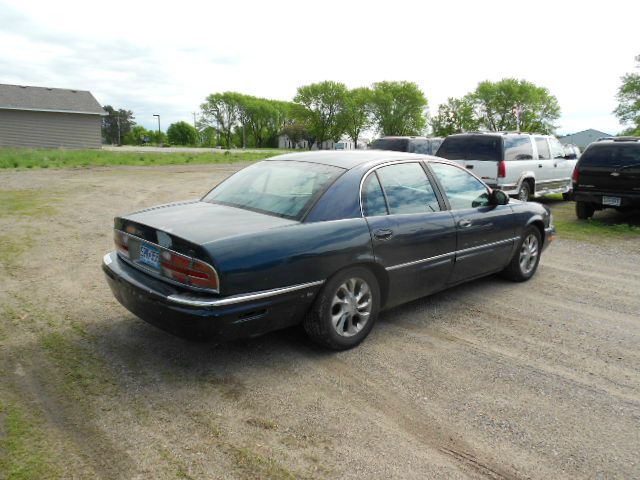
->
[266,150,435,169]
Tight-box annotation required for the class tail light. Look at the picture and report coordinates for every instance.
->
[498,160,506,178]
[114,230,130,258]
[572,166,579,183]
[160,250,219,291]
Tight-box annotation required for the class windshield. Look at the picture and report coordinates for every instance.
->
[579,144,640,168]
[202,160,344,220]
[369,138,410,152]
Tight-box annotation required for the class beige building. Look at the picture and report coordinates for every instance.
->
[0,84,105,149]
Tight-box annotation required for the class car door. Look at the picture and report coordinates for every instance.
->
[428,162,518,284]
[548,137,574,190]
[361,162,457,307]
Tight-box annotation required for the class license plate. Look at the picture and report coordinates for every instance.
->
[602,196,621,206]
[139,243,160,270]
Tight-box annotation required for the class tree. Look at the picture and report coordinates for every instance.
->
[281,122,309,148]
[123,125,150,145]
[167,121,199,146]
[341,87,373,149]
[294,81,347,149]
[614,54,640,131]
[430,96,480,136]
[200,92,240,148]
[472,78,560,134]
[370,81,428,136]
[102,106,135,145]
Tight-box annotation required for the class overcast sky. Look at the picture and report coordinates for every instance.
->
[1,0,638,135]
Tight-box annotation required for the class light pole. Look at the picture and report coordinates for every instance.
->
[153,114,162,147]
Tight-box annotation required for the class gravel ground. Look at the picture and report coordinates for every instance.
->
[0,164,638,479]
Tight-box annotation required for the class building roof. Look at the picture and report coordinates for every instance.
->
[0,83,105,115]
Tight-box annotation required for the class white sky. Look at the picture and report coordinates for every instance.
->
[1,0,638,135]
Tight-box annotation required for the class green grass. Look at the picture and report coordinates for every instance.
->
[0,401,61,480]
[0,233,34,271]
[0,190,58,218]
[0,148,286,169]
[229,446,296,480]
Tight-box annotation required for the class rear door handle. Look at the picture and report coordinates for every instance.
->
[458,219,472,228]
[466,165,474,170]
[538,164,543,168]
[374,228,393,240]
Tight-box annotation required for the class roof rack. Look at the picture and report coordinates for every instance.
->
[596,136,640,142]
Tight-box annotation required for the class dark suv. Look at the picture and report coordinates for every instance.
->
[572,137,640,219]
[369,136,443,155]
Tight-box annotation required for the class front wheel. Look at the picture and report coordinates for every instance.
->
[501,227,542,282]
[303,267,380,350]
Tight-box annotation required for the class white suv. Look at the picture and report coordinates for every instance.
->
[435,132,577,201]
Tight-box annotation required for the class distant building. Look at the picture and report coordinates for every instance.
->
[0,84,105,149]
[559,129,611,150]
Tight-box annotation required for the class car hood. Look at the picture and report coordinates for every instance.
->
[123,200,297,245]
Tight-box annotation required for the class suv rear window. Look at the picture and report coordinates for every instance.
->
[369,138,410,151]
[579,143,640,167]
[504,136,534,161]
[436,136,501,161]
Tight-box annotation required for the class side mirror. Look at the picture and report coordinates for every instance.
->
[490,189,510,205]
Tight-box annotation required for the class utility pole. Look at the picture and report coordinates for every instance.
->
[116,111,121,145]
[192,112,197,129]
[153,114,162,147]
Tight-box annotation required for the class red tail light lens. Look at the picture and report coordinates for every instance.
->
[572,166,579,183]
[160,250,219,291]
[114,230,130,257]
[498,160,506,178]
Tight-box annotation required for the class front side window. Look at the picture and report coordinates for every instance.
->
[202,160,343,220]
[375,163,441,214]
[504,136,534,161]
[549,138,566,159]
[430,162,491,210]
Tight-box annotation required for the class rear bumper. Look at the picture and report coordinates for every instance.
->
[573,190,640,208]
[102,251,322,341]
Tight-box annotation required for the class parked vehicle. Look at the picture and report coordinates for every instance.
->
[563,143,581,160]
[103,151,555,350]
[571,137,640,219]
[435,132,577,201]
[369,136,443,155]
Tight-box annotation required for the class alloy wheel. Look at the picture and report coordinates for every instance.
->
[519,234,539,275]
[330,277,372,337]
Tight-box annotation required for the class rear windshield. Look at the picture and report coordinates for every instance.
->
[436,135,501,161]
[202,160,344,220]
[369,138,410,152]
[579,144,640,167]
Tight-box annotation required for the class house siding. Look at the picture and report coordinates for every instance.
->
[0,109,102,149]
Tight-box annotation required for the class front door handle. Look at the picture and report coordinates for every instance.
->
[374,228,393,240]
[466,165,474,170]
[538,164,543,168]
[458,219,472,228]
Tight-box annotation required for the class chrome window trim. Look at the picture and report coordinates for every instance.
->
[116,229,220,294]
[166,280,325,307]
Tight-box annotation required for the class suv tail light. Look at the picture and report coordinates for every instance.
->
[498,160,506,178]
[572,166,579,183]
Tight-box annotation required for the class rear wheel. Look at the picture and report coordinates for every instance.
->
[501,227,541,282]
[518,181,532,202]
[576,201,595,219]
[303,267,380,350]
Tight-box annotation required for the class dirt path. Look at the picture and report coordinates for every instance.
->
[1,164,638,479]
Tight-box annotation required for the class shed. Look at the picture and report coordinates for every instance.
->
[559,129,611,150]
[0,84,105,149]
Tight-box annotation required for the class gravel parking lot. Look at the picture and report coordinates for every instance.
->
[1,164,638,479]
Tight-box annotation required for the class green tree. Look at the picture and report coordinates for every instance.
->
[200,92,240,148]
[370,81,428,136]
[294,81,348,149]
[102,106,135,144]
[281,122,309,148]
[472,78,560,134]
[167,121,199,146]
[614,54,640,131]
[341,87,373,149]
[430,96,480,136]
[200,126,219,147]
[123,125,150,145]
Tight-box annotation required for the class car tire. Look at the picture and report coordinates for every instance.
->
[501,226,542,282]
[303,267,380,350]
[576,201,595,219]
[518,182,531,202]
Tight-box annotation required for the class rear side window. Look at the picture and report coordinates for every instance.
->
[369,138,410,152]
[362,173,388,216]
[408,139,429,154]
[376,163,441,214]
[504,136,533,161]
[535,137,551,159]
[579,144,640,167]
[436,136,501,161]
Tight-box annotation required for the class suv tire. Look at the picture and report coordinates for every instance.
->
[576,201,595,220]
[518,182,531,202]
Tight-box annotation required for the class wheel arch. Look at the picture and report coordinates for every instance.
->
[324,261,390,309]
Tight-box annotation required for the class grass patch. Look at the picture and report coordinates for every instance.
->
[230,446,296,480]
[246,417,279,431]
[0,148,286,169]
[0,190,58,218]
[0,401,62,479]
[0,233,34,271]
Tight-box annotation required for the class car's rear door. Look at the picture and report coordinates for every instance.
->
[361,161,456,307]
[428,161,518,283]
